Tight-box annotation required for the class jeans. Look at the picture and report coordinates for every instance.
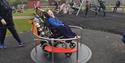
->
[0,26,21,45]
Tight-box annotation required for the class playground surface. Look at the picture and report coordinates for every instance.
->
[0,12,125,63]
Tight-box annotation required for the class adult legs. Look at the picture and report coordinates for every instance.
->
[85,7,89,16]
[7,26,22,44]
[102,8,106,16]
[98,7,101,12]
[0,27,7,45]
[0,27,7,48]
[95,6,98,16]
[113,7,117,13]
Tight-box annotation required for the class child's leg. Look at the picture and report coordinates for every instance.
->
[59,25,76,38]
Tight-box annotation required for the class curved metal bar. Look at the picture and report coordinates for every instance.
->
[69,25,83,30]
[33,25,84,63]
[34,36,80,41]
[33,25,83,41]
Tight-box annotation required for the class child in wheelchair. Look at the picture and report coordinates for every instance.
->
[44,9,77,47]
[44,10,76,38]
[33,9,77,48]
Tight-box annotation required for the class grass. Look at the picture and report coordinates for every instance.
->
[13,9,34,16]
[14,19,31,32]
[7,8,33,36]
[7,19,31,35]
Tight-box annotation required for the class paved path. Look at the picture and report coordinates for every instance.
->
[57,12,125,34]
[0,32,34,63]
[0,13,125,63]
[0,29,125,63]
[13,16,33,19]
[83,29,125,63]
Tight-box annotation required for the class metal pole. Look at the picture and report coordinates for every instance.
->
[34,38,40,55]
[80,27,83,47]
[76,36,79,63]
[76,0,84,16]
[51,38,54,63]
[34,39,38,54]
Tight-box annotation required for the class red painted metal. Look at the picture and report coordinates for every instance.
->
[44,45,77,53]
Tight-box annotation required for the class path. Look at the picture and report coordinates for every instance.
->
[0,12,125,63]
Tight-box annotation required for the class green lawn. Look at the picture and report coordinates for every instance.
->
[13,9,34,16]
[7,19,31,35]
[14,19,31,32]
[7,8,33,36]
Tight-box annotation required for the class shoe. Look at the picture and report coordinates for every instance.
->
[18,43,24,47]
[3,45,7,48]
[0,44,7,49]
[0,45,3,48]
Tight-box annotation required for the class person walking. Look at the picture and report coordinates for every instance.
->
[85,0,91,16]
[0,0,24,48]
[98,0,106,16]
[113,0,121,13]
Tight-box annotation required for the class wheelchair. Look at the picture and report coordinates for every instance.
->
[31,9,80,58]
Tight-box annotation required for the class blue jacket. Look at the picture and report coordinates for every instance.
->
[47,17,64,28]
[47,17,76,38]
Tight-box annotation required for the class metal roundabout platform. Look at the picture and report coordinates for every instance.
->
[31,43,92,63]
[31,26,92,63]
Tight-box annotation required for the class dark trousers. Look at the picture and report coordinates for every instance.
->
[122,33,125,44]
[57,25,76,38]
[50,24,76,38]
[113,6,119,13]
[0,26,21,45]
[85,7,89,16]
[98,7,106,16]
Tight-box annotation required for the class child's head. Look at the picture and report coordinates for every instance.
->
[44,9,55,19]
[47,10,55,18]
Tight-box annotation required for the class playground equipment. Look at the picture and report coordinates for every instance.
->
[57,0,95,16]
[31,9,81,58]
[14,0,25,13]
[48,0,98,15]
[30,9,92,63]
[66,0,106,16]
[76,0,105,16]
[16,4,25,13]
[66,0,80,14]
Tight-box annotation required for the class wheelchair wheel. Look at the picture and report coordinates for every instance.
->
[69,42,76,48]
[65,53,72,57]
[62,42,67,48]
[54,42,67,48]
